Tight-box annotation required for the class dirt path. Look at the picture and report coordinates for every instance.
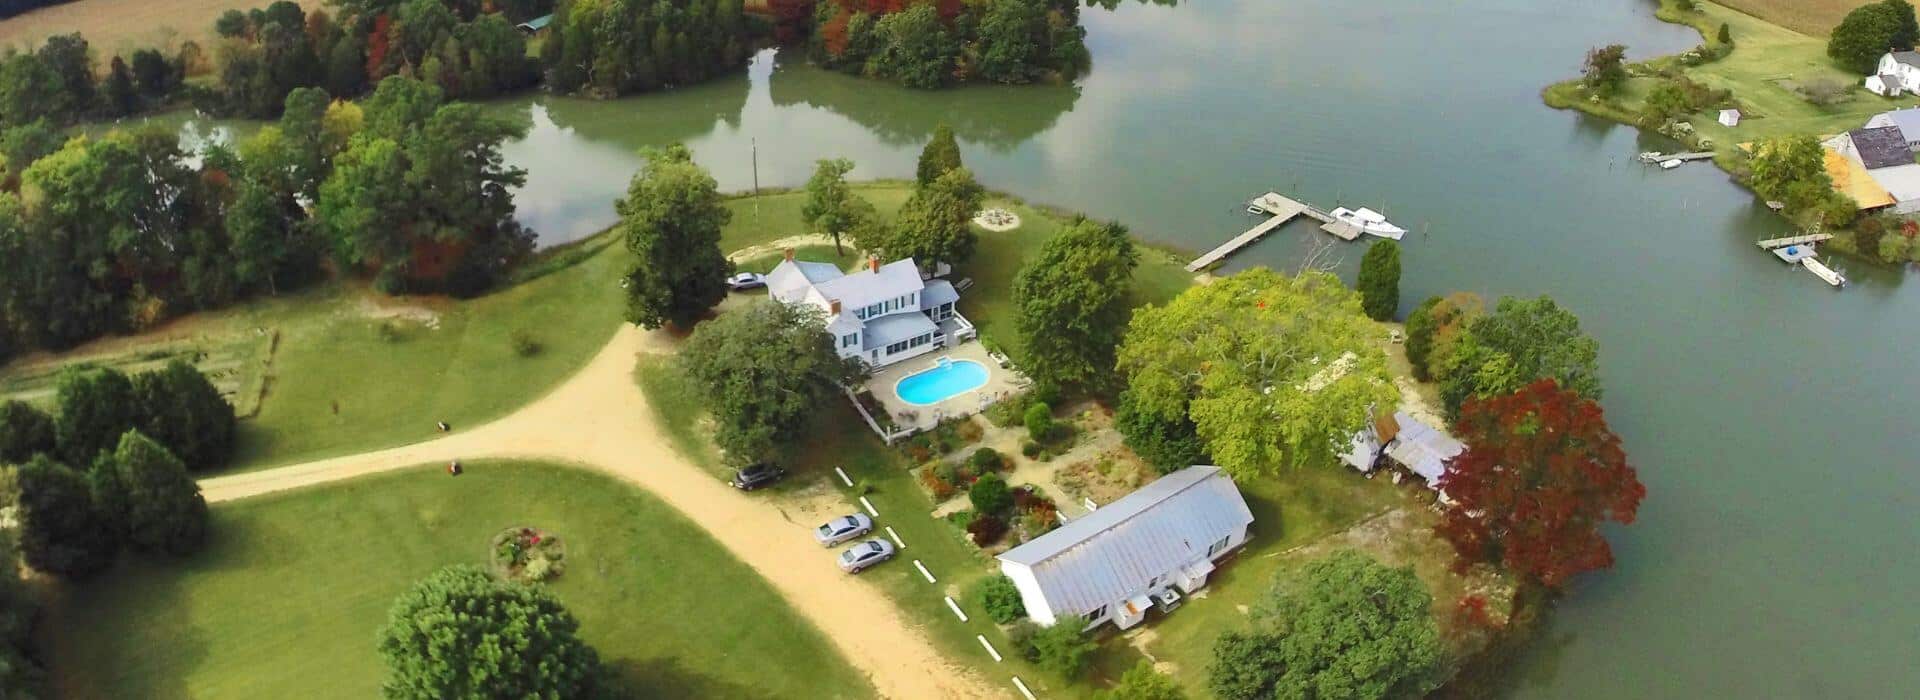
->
[199,324,1001,699]
[725,233,839,263]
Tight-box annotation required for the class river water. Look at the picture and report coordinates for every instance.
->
[149,0,1918,695]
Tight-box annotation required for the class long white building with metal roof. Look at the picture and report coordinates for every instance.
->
[997,465,1254,631]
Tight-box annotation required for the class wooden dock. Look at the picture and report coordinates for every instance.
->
[1640,151,1716,163]
[1187,192,1361,271]
[1755,233,1833,249]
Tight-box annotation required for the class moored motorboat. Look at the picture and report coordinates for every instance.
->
[1327,206,1408,240]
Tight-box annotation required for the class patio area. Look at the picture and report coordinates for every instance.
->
[855,342,1027,436]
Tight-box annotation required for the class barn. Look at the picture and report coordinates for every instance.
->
[996,465,1254,631]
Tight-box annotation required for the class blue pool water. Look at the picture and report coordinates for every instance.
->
[894,359,990,406]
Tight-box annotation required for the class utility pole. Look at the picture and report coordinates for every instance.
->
[750,137,761,228]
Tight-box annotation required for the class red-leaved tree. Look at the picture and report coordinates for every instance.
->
[1435,378,1645,588]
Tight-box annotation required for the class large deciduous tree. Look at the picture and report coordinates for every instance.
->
[1436,295,1599,419]
[1100,661,1186,700]
[619,144,733,330]
[1116,268,1397,478]
[680,301,865,464]
[1207,550,1443,700]
[888,166,983,268]
[53,367,138,466]
[1357,239,1400,321]
[379,565,603,699]
[1830,0,1912,74]
[14,455,118,578]
[1011,217,1138,390]
[1437,379,1644,588]
[1580,44,1627,96]
[0,400,56,464]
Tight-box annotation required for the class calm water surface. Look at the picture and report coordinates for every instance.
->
[154,0,1918,695]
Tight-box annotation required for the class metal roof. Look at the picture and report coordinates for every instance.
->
[920,279,959,309]
[1384,411,1462,488]
[861,312,936,350]
[998,466,1253,617]
[1849,126,1913,170]
[1872,107,1920,142]
[517,14,553,31]
[816,258,925,311]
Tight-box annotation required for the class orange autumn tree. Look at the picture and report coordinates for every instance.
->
[1436,378,1646,589]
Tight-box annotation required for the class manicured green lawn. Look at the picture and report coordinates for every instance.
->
[231,237,632,470]
[48,461,873,700]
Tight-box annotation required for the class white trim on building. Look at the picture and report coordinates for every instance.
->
[766,253,974,368]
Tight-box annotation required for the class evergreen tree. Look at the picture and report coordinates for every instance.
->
[15,455,118,578]
[94,430,208,556]
[916,123,963,185]
[1357,240,1401,321]
[103,56,140,116]
[54,367,138,466]
[327,33,369,98]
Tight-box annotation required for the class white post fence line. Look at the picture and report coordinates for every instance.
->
[885,526,905,549]
[913,559,937,583]
[834,467,853,487]
[859,496,879,517]
[976,635,1002,662]
[1012,676,1038,700]
[944,596,969,622]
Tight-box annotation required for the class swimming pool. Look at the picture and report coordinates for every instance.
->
[894,358,990,406]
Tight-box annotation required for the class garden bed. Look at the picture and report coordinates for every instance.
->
[490,526,567,583]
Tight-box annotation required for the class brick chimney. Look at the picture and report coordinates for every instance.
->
[868,256,881,273]
[783,247,795,262]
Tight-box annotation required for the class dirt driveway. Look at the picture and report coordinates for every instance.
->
[199,324,1001,699]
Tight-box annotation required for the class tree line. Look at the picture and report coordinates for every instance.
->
[806,0,1089,88]
[0,77,530,360]
[540,0,756,97]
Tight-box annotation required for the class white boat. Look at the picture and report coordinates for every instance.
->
[1660,158,1683,170]
[1804,258,1847,287]
[1327,206,1408,240]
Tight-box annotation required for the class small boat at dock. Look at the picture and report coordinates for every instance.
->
[1327,207,1407,240]
[1660,159,1683,170]
[1804,258,1847,287]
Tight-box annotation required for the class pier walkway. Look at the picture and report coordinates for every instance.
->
[1756,233,1833,249]
[1187,192,1361,271]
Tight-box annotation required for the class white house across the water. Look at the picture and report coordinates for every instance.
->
[766,252,974,368]
[1865,51,1920,97]
[997,466,1254,631]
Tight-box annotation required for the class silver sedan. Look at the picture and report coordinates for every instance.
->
[814,514,874,547]
[837,538,896,573]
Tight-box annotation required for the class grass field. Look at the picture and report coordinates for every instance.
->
[0,329,274,417]
[0,0,246,55]
[46,461,874,699]
[1546,2,1901,147]
[1719,0,1862,36]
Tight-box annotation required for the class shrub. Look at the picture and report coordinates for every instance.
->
[1717,22,1731,45]
[1007,620,1042,660]
[376,320,406,342]
[973,574,1028,623]
[510,329,542,357]
[1021,441,1042,458]
[969,447,1005,473]
[1015,508,1059,542]
[853,478,875,496]
[1030,616,1098,679]
[955,419,984,443]
[1024,402,1054,440]
[919,465,957,500]
[969,473,1013,515]
[967,512,1009,545]
[1101,661,1187,700]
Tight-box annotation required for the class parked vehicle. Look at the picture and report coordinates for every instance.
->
[730,463,786,490]
[814,514,874,547]
[727,272,766,291]
[838,538,896,573]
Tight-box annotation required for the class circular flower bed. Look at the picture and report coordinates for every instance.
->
[973,208,1021,232]
[490,526,566,583]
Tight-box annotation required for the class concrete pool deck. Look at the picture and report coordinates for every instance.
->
[864,343,1027,433]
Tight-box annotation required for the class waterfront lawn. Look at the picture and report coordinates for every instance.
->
[1546,2,1902,150]
[232,236,630,469]
[47,461,873,700]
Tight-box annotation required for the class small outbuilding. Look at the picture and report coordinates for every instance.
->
[997,465,1254,631]
[516,14,553,35]
[1717,109,1741,127]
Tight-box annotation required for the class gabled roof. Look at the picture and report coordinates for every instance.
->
[920,279,960,309]
[861,312,937,350]
[1891,50,1920,69]
[1875,107,1920,142]
[1850,125,1913,170]
[999,466,1254,616]
[815,259,925,311]
[1385,411,1462,488]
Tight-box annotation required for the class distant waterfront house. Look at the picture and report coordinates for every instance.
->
[997,466,1254,631]
[766,252,974,368]
[1866,51,1920,96]
[1824,126,1920,213]
[1717,109,1741,127]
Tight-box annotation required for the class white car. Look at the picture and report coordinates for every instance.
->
[814,514,873,547]
[727,272,766,291]
[837,538,896,573]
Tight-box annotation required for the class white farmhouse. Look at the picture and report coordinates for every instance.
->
[1866,51,1920,97]
[997,466,1254,631]
[765,251,973,368]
